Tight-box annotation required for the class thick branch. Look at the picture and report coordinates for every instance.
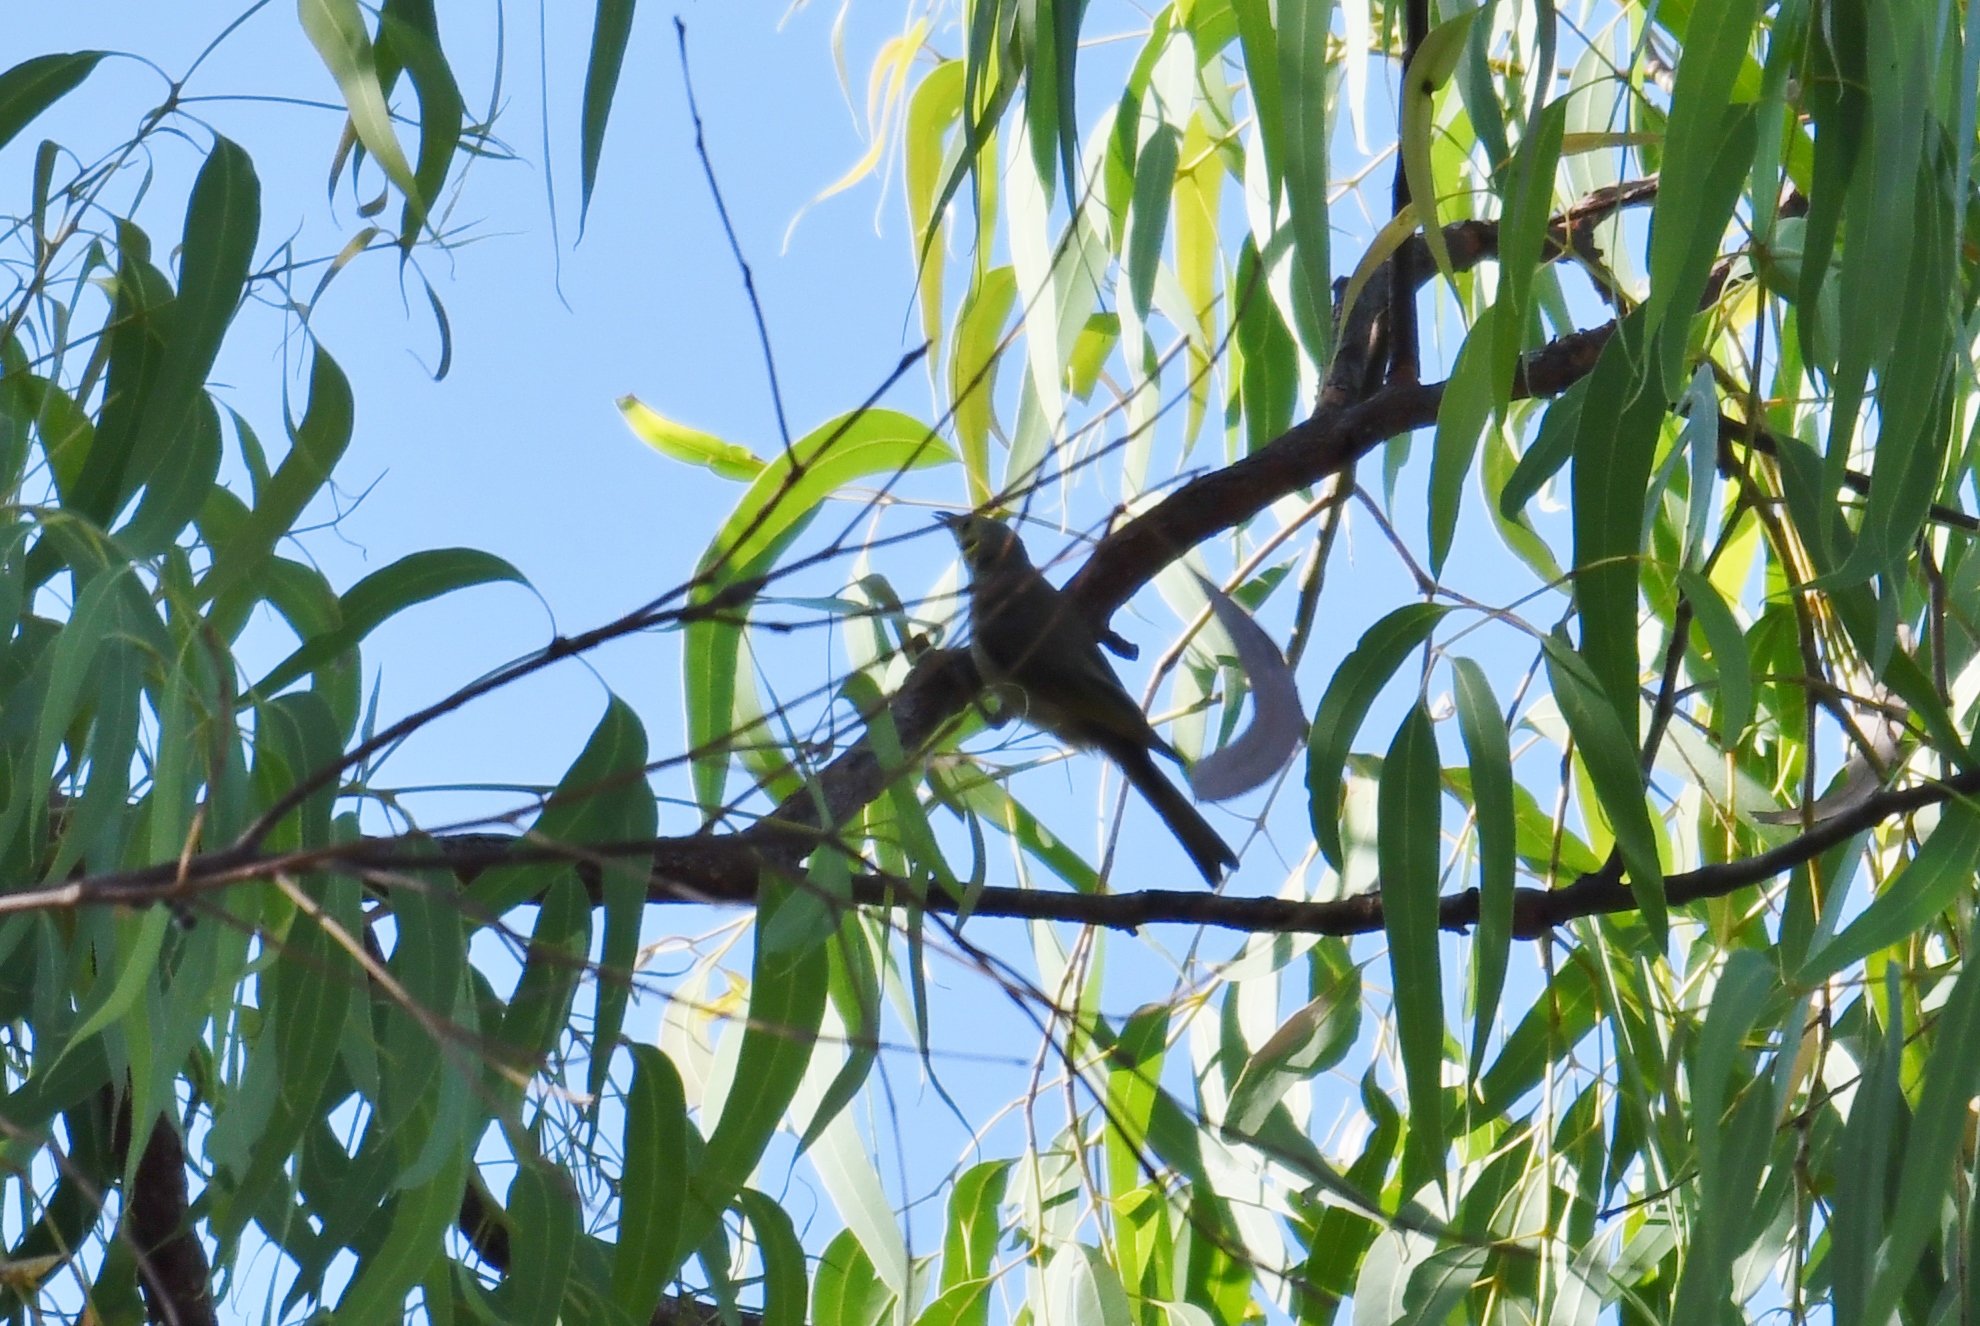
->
[1066,321,1614,620]
[55,754,1970,941]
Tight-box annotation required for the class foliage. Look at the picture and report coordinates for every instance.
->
[9,1,1980,1325]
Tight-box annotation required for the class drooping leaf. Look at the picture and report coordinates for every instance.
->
[1277,0,1334,360]
[1451,659,1514,1082]
[1379,702,1445,1198]
[579,0,637,225]
[1542,635,1666,943]
[1570,308,1663,741]
[499,1160,580,1326]
[1398,8,1482,288]
[1429,310,1495,575]
[673,878,830,1279]
[0,53,104,154]
[684,408,952,815]
[739,1190,809,1326]
[251,548,528,697]
[1675,569,1752,744]
[300,0,420,203]
[1307,604,1448,868]
[614,1046,691,1324]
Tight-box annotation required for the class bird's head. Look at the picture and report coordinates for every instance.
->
[936,512,1029,572]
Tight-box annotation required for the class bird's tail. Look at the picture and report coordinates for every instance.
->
[1109,741,1239,886]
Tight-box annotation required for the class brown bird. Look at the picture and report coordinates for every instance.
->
[937,513,1238,886]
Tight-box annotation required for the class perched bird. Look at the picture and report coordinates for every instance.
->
[937,513,1238,886]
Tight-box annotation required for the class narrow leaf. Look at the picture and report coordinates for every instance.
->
[0,53,104,153]
[580,0,637,224]
[1379,702,1446,1197]
[1543,635,1666,942]
[1451,659,1513,1081]
[615,1046,691,1324]
[1306,603,1448,868]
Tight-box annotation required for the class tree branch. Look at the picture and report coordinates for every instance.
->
[47,751,1971,942]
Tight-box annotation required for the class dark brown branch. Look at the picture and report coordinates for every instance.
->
[51,747,1976,942]
[129,1117,214,1326]
[103,1095,214,1326]
[1066,321,1615,620]
[1387,0,1431,385]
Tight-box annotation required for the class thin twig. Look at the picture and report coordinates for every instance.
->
[675,17,793,454]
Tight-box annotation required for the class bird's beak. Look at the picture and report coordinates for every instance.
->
[933,511,962,530]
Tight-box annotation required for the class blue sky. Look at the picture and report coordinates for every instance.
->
[11,1,939,823]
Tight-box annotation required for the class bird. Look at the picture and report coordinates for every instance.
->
[936,512,1238,886]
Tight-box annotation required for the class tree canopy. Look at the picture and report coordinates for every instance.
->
[2,1,1978,1324]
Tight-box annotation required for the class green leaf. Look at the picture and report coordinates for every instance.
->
[299,0,420,203]
[1867,955,1980,1326]
[1429,310,1494,575]
[1797,799,1980,985]
[493,877,592,1111]
[204,346,355,633]
[9,570,126,866]
[129,135,259,494]
[332,1127,467,1325]
[938,1160,1009,1298]
[685,408,952,813]
[677,879,829,1278]
[469,696,651,917]
[1226,948,1359,1135]
[1832,964,1903,1326]
[1401,1247,1487,1326]
[739,1190,808,1326]
[252,548,528,697]
[0,53,104,154]
[1477,955,1599,1118]
[591,730,658,1107]
[1451,659,1513,1082]
[1676,367,1719,568]
[379,865,467,1140]
[1542,635,1667,943]
[797,921,885,1156]
[58,906,170,1063]
[378,10,464,244]
[1398,8,1482,287]
[1379,702,1445,1197]
[1570,308,1663,738]
[1230,0,1283,194]
[1491,100,1565,410]
[1125,125,1178,324]
[1500,375,1584,523]
[118,391,223,556]
[1277,0,1334,360]
[1644,0,1761,387]
[615,1046,690,1324]
[813,1228,895,1326]
[906,60,964,359]
[1826,162,1958,587]
[1795,0,1864,374]
[950,267,1018,505]
[1234,241,1297,454]
[1675,569,1751,744]
[579,0,637,224]
[618,397,766,480]
[1670,948,1774,1326]
[1306,603,1448,869]
[212,876,361,1251]
[501,1161,580,1326]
